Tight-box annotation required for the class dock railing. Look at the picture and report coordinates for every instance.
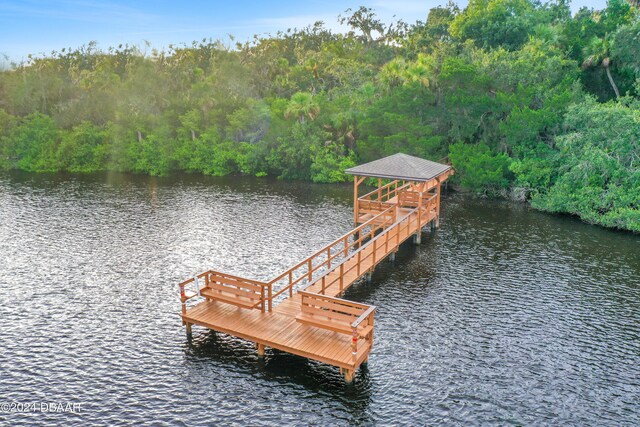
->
[177,205,396,314]
[358,179,410,204]
[179,193,439,313]
[307,193,438,296]
[261,205,398,311]
[355,180,411,223]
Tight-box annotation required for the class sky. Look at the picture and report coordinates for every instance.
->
[1,0,609,66]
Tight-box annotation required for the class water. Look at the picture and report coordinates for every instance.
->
[0,171,638,426]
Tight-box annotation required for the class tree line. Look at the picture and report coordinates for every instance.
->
[0,0,638,231]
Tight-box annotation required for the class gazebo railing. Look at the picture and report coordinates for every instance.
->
[358,180,410,204]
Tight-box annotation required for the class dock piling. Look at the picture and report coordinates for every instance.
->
[343,368,354,383]
[364,271,372,283]
[413,232,422,245]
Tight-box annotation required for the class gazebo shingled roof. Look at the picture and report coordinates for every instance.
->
[345,153,451,182]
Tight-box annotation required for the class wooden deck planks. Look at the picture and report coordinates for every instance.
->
[272,295,302,317]
[184,301,358,367]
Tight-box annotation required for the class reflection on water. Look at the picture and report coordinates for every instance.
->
[0,171,638,426]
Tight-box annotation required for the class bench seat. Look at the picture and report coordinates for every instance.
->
[296,312,373,337]
[201,287,260,309]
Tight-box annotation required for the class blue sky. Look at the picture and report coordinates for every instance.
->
[1,0,608,66]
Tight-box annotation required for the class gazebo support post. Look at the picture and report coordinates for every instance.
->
[353,175,365,227]
[435,178,441,228]
[414,181,423,244]
[353,175,359,227]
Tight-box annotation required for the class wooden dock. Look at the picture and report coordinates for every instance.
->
[178,154,453,382]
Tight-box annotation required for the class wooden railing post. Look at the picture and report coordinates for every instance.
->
[179,284,187,318]
[268,285,273,312]
[357,251,361,276]
[289,271,293,297]
[307,259,312,282]
[352,327,358,364]
[373,239,377,265]
[327,247,331,269]
[261,285,266,313]
[340,263,344,292]
[385,229,389,253]
[194,276,201,296]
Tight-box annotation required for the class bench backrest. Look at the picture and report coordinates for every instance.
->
[299,291,372,329]
[203,270,265,309]
[397,190,421,207]
[358,200,392,215]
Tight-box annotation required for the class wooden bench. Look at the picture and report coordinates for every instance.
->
[397,190,421,207]
[358,200,393,219]
[199,271,265,310]
[295,291,375,338]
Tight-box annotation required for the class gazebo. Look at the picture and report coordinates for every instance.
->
[345,153,453,236]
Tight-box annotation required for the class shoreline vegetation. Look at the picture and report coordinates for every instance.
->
[0,1,638,232]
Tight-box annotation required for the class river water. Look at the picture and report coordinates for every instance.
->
[0,172,638,426]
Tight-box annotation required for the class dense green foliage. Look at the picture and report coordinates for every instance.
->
[0,2,638,231]
[531,99,640,231]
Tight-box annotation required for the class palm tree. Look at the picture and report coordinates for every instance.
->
[405,55,431,88]
[380,55,431,88]
[583,36,620,99]
[380,58,407,87]
[323,112,358,151]
[284,92,320,124]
